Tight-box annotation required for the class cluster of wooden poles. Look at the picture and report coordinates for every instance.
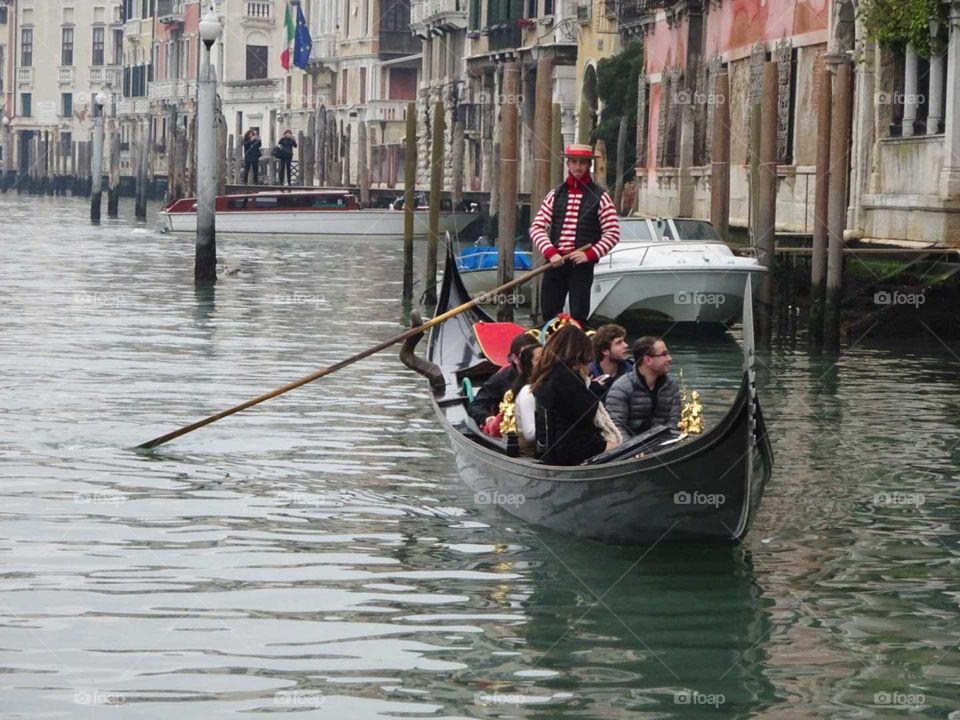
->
[745,59,854,352]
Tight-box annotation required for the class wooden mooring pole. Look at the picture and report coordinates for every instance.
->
[710,72,730,243]
[425,101,445,307]
[107,122,121,217]
[757,62,778,341]
[824,61,853,352]
[809,65,832,349]
[403,102,416,302]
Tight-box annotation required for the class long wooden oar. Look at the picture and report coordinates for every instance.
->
[136,247,590,449]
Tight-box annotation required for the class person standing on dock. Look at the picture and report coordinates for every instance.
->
[529,144,621,326]
[276,130,298,186]
[242,130,262,185]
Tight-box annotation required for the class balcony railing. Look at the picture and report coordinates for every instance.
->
[157,0,185,24]
[244,1,274,21]
[90,66,122,87]
[147,78,199,101]
[366,100,410,122]
[310,35,336,63]
[618,0,682,25]
[222,79,283,104]
[58,66,75,85]
[412,0,468,28]
[17,67,33,85]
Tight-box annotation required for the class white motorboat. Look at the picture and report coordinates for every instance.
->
[159,189,480,240]
[589,217,767,325]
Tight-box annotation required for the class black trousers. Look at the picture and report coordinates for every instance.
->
[540,261,595,326]
[279,158,293,185]
[243,161,259,185]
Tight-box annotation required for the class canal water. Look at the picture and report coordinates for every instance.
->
[1,194,958,718]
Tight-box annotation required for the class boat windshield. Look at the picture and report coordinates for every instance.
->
[671,219,722,241]
[227,194,354,210]
[619,219,654,242]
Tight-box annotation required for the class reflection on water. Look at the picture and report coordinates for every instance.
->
[1,195,958,718]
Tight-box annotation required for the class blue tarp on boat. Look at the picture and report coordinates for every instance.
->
[456,246,532,272]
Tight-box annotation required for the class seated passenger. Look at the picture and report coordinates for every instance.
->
[587,323,633,398]
[467,332,540,432]
[605,336,681,438]
[511,345,542,455]
[530,325,619,466]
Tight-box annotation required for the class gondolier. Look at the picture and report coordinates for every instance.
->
[529,144,621,325]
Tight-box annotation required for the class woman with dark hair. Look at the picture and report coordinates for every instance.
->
[511,344,542,456]
[530,324,618,465]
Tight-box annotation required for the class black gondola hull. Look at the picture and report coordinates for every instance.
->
[406,249,773,546]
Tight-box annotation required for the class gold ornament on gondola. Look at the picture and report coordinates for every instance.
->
[677,369,704,435]
[498,389,518,436]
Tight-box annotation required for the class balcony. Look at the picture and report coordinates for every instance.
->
[16,67,33,85]
[222,78,283,104]
[58,66,75,85]
[148,78,198,101]
[365,99,411,122]
[618,0,685,28]
[244,1,274,22]
[157,0,185,25]
[90,66,122,87]
[310,35,337,65]
[411,0,468,33]
[123,18,141,37]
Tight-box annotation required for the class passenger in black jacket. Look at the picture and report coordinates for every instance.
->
[531,324,617,466]
[276,129,298,186]
[605,336,681,438]
[242,129,262,185]
[467,332,540,430]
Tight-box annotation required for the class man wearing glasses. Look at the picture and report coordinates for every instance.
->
[605,336,681,438]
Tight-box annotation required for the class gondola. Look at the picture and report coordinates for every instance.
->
[400,249,773,546]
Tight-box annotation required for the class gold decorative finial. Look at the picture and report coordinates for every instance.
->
[498,389,518,436]
[678,368,704,435]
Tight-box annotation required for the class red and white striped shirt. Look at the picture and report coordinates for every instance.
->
[529,175,621,262]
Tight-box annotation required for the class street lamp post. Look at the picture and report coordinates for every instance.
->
[196,6,222,285]
[90,91,107,223]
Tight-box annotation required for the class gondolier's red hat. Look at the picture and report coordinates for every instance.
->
[563,143,595,160]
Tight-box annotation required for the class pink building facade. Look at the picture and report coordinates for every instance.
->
[627,0,960,245]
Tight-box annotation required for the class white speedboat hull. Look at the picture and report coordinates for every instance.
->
[588,240,767,325]
[160,208,478,239]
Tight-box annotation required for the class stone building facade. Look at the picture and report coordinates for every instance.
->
[627,0,960,246]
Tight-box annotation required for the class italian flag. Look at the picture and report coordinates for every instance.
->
[280,3,294,70]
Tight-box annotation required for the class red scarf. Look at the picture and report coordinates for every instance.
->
[566,171,592,192]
